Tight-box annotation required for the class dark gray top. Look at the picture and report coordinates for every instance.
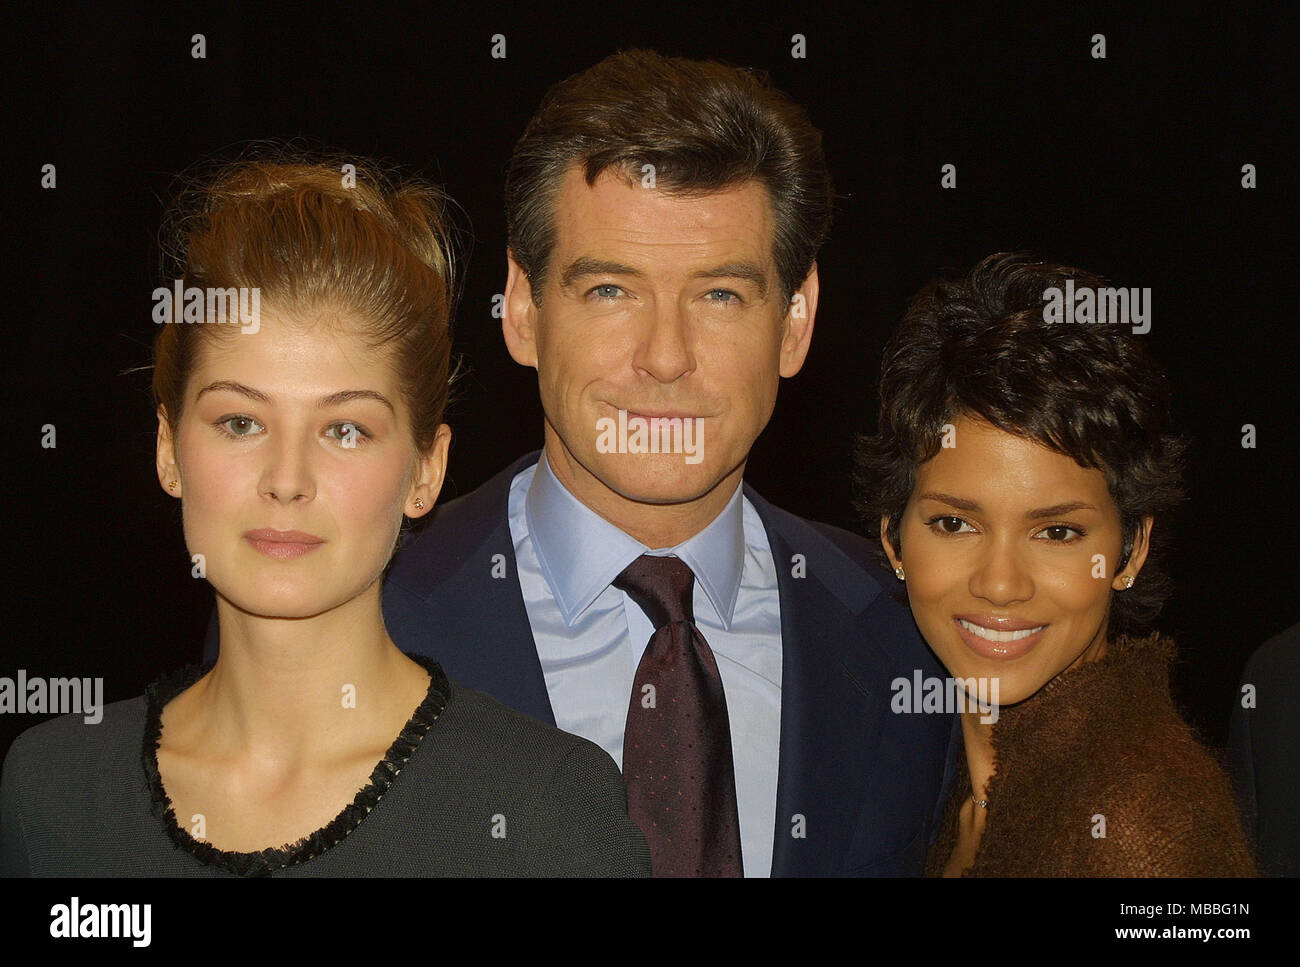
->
[0,656,650,877]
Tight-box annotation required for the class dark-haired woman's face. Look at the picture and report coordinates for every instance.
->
[155,307,448,621]
[883,416,1150,707]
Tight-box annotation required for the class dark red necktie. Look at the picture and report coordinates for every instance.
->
[614,554,744,877]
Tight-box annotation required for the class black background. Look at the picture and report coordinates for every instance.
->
[5,1,1296,767]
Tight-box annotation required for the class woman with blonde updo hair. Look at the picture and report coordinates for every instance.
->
[0,149,651,877]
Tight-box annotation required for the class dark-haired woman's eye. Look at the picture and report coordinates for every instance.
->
[926,515,974,535]
[1037,525,1084,542]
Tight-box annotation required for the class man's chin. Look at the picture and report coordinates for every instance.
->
[588,456,727,506]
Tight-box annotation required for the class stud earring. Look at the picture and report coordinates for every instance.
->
[1122,574,1134,589]
[413,497,425,511]
[168,480,177,492]
[894,566,905,581]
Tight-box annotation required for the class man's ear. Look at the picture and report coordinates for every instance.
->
[156,406,181,498]
[405,424,453,518]
[503,250,539,369]
[779,261,818,378]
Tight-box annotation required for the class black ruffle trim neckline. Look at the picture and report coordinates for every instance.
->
[141,653,449,877]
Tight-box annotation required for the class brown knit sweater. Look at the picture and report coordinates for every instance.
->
[925,633,1256,876]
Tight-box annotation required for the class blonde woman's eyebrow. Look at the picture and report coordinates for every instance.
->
[195,380,270,403]
[318,389,395,413]
[195,381,394,413]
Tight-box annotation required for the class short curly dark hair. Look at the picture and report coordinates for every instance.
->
[853,253,1187,638]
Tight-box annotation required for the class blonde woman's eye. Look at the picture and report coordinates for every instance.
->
[215,415,263,438]
[327,422,369,445]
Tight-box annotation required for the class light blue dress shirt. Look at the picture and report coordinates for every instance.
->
[507,451,783,876]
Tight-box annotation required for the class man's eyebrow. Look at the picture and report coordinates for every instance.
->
[560,257,644,289]
[690,262,769,299]
[195,381,394,413]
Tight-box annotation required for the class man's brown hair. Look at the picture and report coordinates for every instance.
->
[505,48,834,304]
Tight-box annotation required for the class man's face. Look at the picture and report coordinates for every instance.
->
[504,165,816,517]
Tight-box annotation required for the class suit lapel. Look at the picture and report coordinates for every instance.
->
[386,451,555,725]
[395,460,941,873]
[749,489,887,875]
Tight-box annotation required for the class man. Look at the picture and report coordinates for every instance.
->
[385,50,955,876]
[207,50,956,876]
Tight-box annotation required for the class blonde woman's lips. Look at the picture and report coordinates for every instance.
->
[244,528,325,559]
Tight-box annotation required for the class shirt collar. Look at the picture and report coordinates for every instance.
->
[525,450,746,629]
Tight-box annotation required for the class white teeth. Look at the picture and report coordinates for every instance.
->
[958,619,1045,642]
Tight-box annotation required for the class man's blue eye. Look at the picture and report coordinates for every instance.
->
[592,284,621,299]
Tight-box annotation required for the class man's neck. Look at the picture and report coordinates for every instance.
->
[541,438,745,549]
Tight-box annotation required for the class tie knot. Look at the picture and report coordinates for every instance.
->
[613,554,695,629]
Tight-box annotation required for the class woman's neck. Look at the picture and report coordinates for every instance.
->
[957,634,1113,820]
[961,710,996,805]
[167,585,427,761]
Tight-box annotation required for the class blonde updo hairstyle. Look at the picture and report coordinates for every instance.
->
[152,149,457,459]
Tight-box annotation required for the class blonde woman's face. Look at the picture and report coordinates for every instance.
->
[156,308,446,620]
[882,416,1151,707]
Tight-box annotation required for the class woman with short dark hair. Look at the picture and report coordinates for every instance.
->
[855,252,1254,876]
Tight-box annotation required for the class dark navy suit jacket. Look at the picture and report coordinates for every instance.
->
[207,451,959,875]
[1227,620,1300,876]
